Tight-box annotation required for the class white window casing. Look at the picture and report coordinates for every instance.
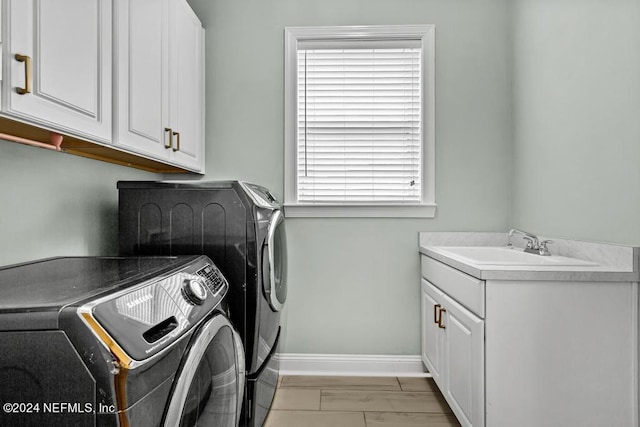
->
[284,25,436,218]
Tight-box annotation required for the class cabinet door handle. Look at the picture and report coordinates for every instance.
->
[15,54,32,95]
[164,128,173,149]
[433,304,441,324]
[438,308,446,329]
[172,131,180,152]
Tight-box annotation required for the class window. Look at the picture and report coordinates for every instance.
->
[284,25,436,218]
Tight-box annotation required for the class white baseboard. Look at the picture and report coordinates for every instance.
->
[276,353,431,377]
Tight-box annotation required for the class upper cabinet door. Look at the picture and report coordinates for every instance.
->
[114,0,204,173]
[5,0,112,143]
[168,0,204,172]
[113,0,169,160]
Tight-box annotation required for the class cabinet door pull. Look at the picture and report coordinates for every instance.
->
[164,128,173,149]
[15,54,32,95]
[438,308,446,329]
[172,131,180,152]
[433,304,441,324]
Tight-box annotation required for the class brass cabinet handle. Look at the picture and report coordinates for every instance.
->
[164,127,173,149]
[15,54,32,95]
[433,304,441,324]
[172,131,180,152]
[438,308,446,329]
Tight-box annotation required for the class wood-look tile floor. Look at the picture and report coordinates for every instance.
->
[264,376,460,427]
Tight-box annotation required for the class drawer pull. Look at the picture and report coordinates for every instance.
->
[15,54,32,95]
[433,304,441,324]
[172,131,180,152]
[438,308,446,329]
[164,127,173,149]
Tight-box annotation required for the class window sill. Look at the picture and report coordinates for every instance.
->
[283,203,437,218]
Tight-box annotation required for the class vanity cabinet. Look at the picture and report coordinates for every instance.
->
[113,0,204,172]
[420,280,444,384]
[3,0,112,143]
[420,254,638,427]
[421,271,484,427]
[441,292,484,427]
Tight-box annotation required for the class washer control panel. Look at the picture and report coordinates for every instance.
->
[89,257,229,361]
[239,181,281,209]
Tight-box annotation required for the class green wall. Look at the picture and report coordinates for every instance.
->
[510,0,640,245]
[0,139,156,266]
[4,0,633,357]
[188,0,512,354]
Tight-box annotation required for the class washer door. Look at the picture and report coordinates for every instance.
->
[263,209,287,311]
[164,314,245,427]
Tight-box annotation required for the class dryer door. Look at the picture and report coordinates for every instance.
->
[164,314,245,427]
[263,209,287,311]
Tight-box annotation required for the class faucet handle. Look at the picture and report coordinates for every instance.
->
[539,240,554,256]
[522,236,535,249]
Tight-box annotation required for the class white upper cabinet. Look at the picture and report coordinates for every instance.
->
[3,0,112,143]
[168,0,204,172]
[114,0,204,173]
[113,0,167,160]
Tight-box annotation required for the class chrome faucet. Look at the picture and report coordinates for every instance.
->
[538,240,553,256]
[508,229,553,256]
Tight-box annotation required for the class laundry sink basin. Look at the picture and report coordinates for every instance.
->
[429,246,599,267]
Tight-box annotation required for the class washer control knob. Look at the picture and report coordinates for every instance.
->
[182,279,207,305]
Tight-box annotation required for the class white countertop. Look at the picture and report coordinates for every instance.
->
[419,232,640,282]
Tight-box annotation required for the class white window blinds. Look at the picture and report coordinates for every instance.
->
[297,40,422,204]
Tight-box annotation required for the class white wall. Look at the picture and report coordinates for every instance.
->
[188,0,513,354]
[510,0,640,245]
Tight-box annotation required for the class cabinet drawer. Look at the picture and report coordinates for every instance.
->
[421,255,485,318]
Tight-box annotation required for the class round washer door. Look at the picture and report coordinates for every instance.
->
[263,209,287,311]
[164,314,245,427]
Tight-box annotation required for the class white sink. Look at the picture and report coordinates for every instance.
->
[430,246,599,267]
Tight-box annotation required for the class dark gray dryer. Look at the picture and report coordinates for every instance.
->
[118,180,287,427]
[0,255,244,427]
